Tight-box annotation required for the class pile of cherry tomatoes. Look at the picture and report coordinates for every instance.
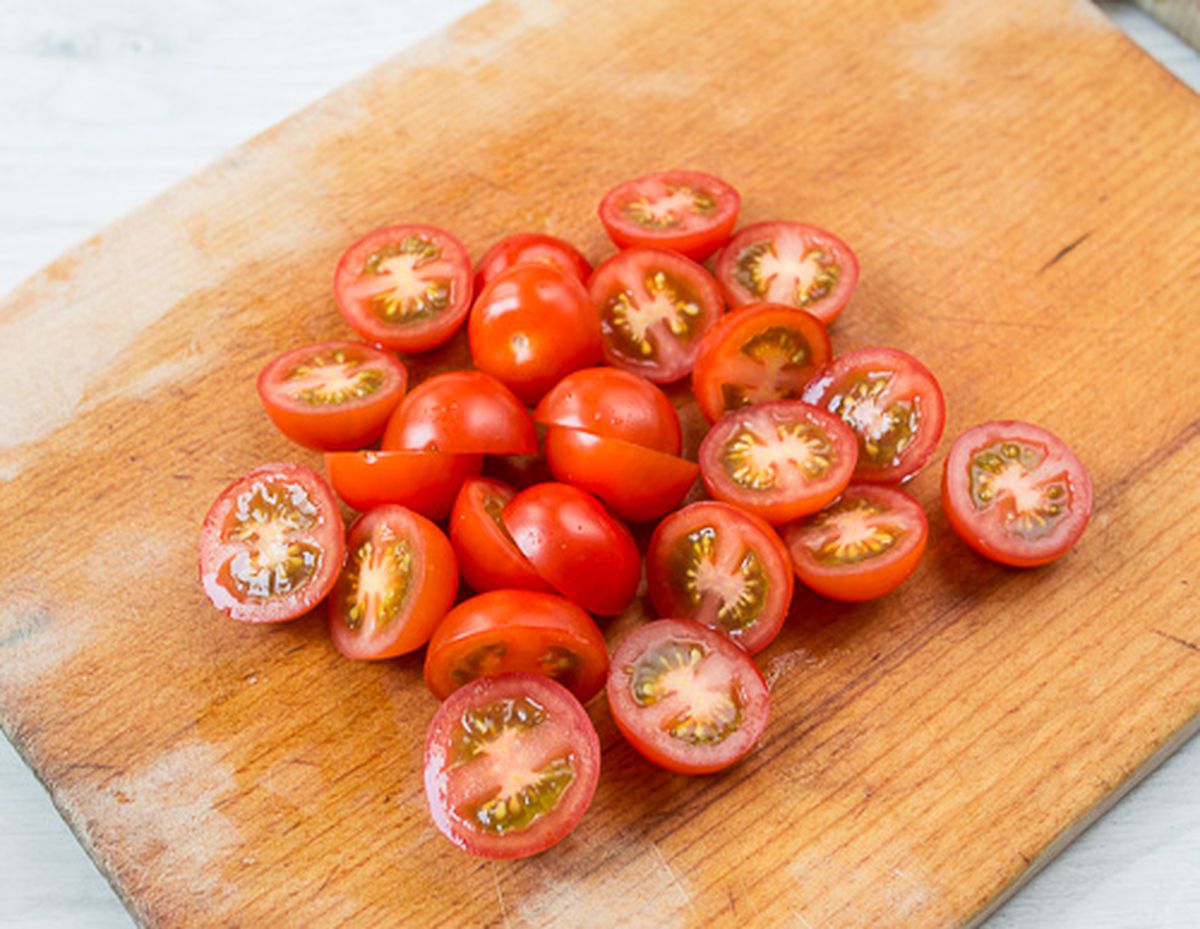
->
[198,169,1093,860]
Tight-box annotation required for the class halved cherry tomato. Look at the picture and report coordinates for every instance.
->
[692,303,831,423]
[715,221,859,325]
[449,477,553,594]
[424,673,601,859]
[699,400,857,524]
[474,233,592,292]
[503,483,640,615]
[469,264,602,405]
[942,420,1092,568]
[647,502,792,654]
[534,367,681,454]
[802,346,946,484]
[334,224,473,352]
[425,590,609,702]
[381,370,536,455]
[327,504,458,659]
[324,450,482,520]
[607,619,769,774]
[781,484,927,601]
[597,170,740,261]
[589,247,724,384]
[198,462,345,623]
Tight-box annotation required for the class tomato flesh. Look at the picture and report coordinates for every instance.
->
[381,370,536,455]
[534,366,681,455]
[324,450,482,520]
[449,477,553,594]
[474,232,592,292]
[598,170,740,261]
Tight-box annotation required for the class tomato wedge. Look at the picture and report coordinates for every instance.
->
[424,673,601,859]
[449,477,553,594]
[607,619,769,774]
[334,224,473,352]
[597,170,740,261]
[474,233,592,292]
[324,450,482,520]
[198,462,345,623]
[381,370,536,455]
[534,367,681,455]
[942,420,1092,568]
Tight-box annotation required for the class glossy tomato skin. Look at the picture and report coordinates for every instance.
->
[942,420,1092,568]
[469,264,602,405]
[199,462,345,623]
[424,673,601,859]
[533,367,681,455]
[327,504,458,659]
[647,502,793,654]
[474,233,592,292]
[802,346,946,484]
[449,477,553,594]
[381,370,536,455]
[324,450,482,520]
[334,224,473,352]
[424,590,609,702]
[598,170,740,261]
[781,484,927,601]
[503,482,641,616]
[607,619,769,774]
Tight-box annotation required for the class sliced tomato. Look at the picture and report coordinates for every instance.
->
[503,482,641,616]
[474,233,592,292]
[449,477,553,594]
[607,619,769,774]
[381,370,536,455]
[715,221,859,325]
[647,502,792,654]
[589,247,724,384]
[334,224,473,352]
[692,303,831,423]
[942,420,1092,568]
[534,367,681,455]
[198,462,345,623]
[781,483,927,601]
[802,346,946,484]
[324,450,482,520]
[597,170,740,261]
[425,590,609,702]
[699,400,857,524]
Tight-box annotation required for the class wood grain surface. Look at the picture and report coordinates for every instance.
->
[1,1,1198,927]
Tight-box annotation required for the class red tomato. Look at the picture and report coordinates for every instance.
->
[425,590,609,701]
[589,247,724,384]
[607,619,769,774]
[324,450,482,520]
[198,462,345,623]
[781,484,927,601]
[334,224,473,352]
[647,502,793,654]
[597,169,740,261]
[449,477,553,594]
[474,233,592,292]
[942,420,1092,567]
[469,264,602,405]
[533,367,681,455]
[692,303,831,423]
[802,346,946,484]
[503,482,641,615]
[715,221,859,325]
[699,400,858,524]
[425,673,601,859]
[380,370,536,455]
[327,504,458,659]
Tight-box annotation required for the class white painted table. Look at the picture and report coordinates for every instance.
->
[0,2,1196,926]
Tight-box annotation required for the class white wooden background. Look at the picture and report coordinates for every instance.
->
[0,2,1197,926]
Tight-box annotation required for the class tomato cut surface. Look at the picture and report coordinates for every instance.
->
[607,619,769,774]
[425,673,601,859]
[199,462,345,623]
[699,400,858,524]
[381,370,536,455]
[449,477,553,594]
[942,420,1092,568]
[715,221,858,325]
[782,483,927,601]
[589,247,724,384]
[647,502,792,654]
[534,367,681,455]
[692,303,831,423]
[334,224,473,352]
[598,170,740,261]
[802,346,946,484]
[324,450,482,520]
[474,233,592,292]
[425,590,609,702]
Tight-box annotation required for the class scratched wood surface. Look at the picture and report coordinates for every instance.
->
[0,1,1197,926]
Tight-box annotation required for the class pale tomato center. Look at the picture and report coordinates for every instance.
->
[724,422,833,490]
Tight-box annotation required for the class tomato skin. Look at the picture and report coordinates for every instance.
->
[474,233,592,292]
[424,590,609,702]
[324,450,482,520]
[381,370,536,455]
[449,477,553,594]
[469,264,602,405]
[503,482,641,616]
[598,170,740,261]
[533,367,681,455]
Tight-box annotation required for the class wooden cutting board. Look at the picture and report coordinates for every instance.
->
[1,1,1197,926]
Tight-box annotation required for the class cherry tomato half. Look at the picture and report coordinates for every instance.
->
[607,619,770,774]
[449,477,553,594]
[942,420,1092,568]
[381,370,536,455]
[534,367,681,455]
[324,450,482,520]
[198,462,345,623]
[474,233,592,292]
[597,169,740,261]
